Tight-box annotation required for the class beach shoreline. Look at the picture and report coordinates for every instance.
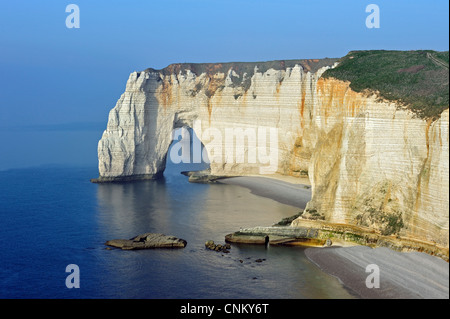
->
[305,246,449,299]
[217,174,450,299]
[217,175,311,209]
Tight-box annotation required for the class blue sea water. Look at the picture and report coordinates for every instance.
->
[0,162,355,299]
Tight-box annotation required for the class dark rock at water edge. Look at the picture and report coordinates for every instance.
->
[91,172,164,183]
[205,240,231,253]
[181,170,230,184]
[105,233,187,250]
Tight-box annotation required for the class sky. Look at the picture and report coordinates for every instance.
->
[0,0,448,170]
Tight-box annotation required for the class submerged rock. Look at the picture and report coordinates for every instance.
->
[105,233,187,250]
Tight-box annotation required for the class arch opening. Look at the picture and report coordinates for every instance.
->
[165,126,210,177]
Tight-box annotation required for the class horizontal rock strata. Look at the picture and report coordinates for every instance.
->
[225,220,449,261]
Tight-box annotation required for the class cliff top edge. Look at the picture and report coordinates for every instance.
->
[144,57,340,76]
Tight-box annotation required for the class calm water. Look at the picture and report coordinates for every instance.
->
[0,162,354,299]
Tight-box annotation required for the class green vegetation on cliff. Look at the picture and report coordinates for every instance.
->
[322,50,449,119]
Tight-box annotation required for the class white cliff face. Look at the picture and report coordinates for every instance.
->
[98,71,174,178]
[97,60,334,179]
[96,60,449,248]
[296,78,449,247]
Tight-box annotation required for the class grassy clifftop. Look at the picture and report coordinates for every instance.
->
[322,50,449,119]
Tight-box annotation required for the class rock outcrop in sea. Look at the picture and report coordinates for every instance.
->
[105,233,187,250]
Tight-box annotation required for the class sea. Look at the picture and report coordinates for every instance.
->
[0,159,355,299]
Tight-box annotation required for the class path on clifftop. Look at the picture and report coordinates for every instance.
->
[427,52,449,70]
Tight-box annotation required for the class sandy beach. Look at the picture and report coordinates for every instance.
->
[219,175,450,299]
[218,175,311,209]
[305,246,449,299]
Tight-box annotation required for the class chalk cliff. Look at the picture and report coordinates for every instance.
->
[94,54,449,250]
[95,58,339,180]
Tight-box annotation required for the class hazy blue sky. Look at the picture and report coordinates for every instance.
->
[0,0,448,170]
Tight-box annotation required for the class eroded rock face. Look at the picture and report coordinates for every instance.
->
[95,58,449,249]
[297,79,449,248]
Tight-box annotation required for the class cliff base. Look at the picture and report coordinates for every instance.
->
[225,220,449,261]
